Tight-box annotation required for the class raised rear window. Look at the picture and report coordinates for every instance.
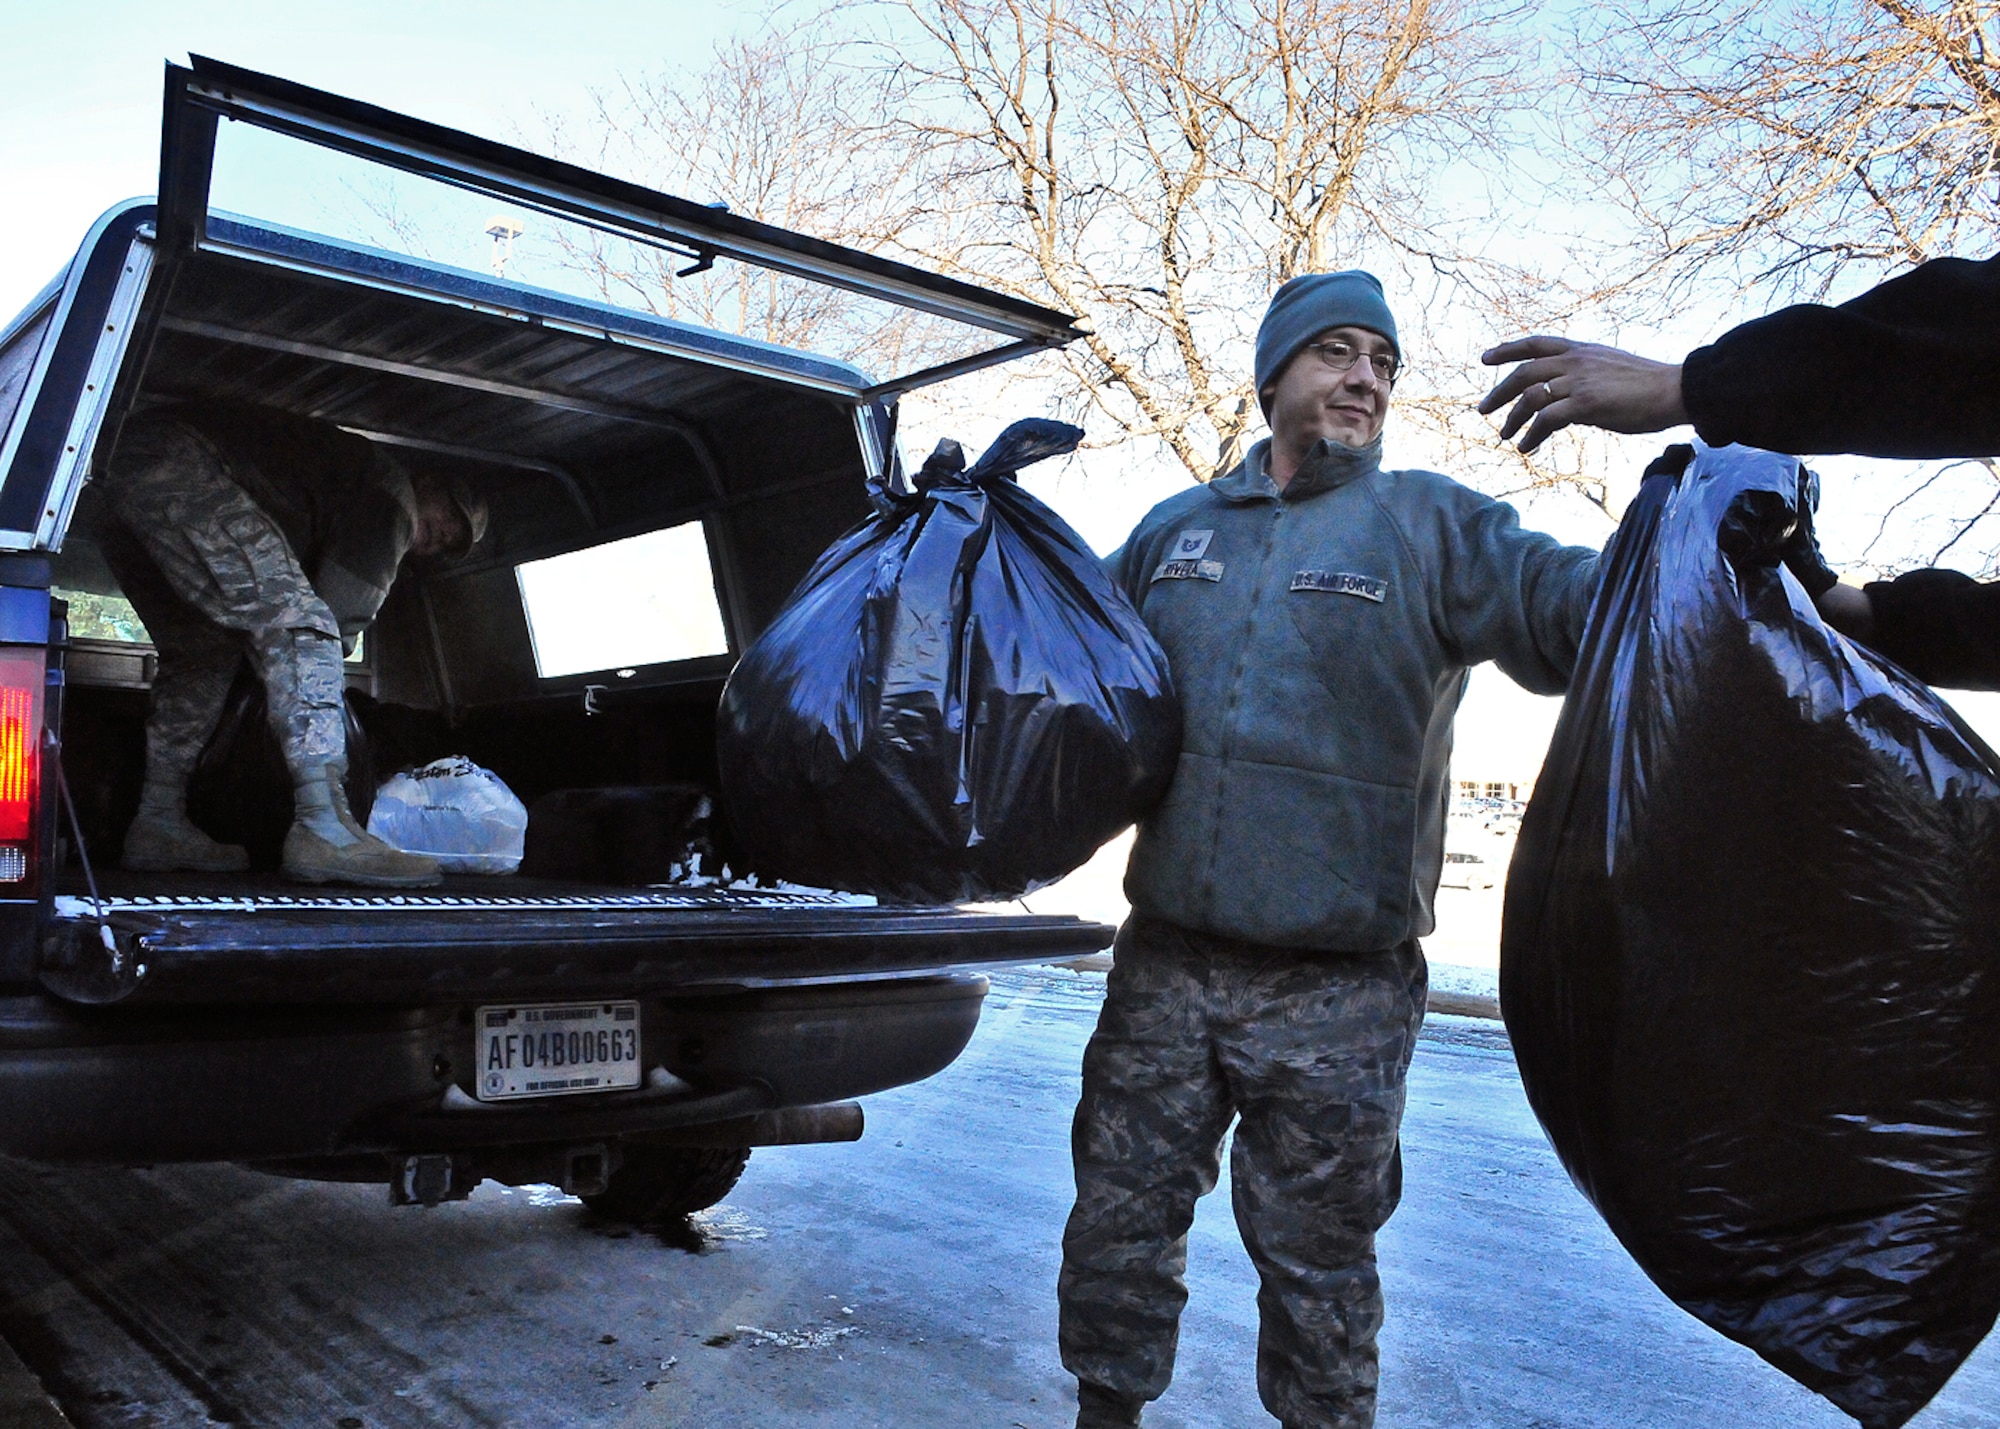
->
[515,522,730,679]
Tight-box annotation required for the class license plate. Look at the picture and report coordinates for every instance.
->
[476,1001,642,1101]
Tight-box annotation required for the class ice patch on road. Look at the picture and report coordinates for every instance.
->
[524,1184,582,1207]
[1427,959,1498,1005]
[487,1183,583,1208]
[733,1323,859,1349]
[690,1206,767,1242]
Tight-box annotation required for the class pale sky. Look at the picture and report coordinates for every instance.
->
[0,0,738,320]
[8,0,1996,770]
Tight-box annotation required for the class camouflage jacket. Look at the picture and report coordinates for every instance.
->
[171,401,418,647]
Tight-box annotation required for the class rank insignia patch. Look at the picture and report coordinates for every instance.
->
[1170,528,1215,560]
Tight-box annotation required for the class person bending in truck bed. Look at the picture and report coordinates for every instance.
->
[1063,274,1603,1429]
[1477,254,2000,688]
[98,401,487,888]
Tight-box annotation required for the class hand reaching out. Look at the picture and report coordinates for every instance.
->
[1478,336,1689,452]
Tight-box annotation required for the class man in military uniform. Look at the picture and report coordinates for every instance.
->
[1061,273,1604,1428]
[99,401,487,888]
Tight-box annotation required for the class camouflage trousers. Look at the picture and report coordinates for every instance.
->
[1059,916,1427,1429]
[99,417,348,789]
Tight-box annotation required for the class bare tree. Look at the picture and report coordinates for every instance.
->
[1859,454,2000,575]
[1579,0,2000,299]
[862,0,1548,481]
[537,22,953,369]
[1572,0,2000,565]
[533,2,1567,492]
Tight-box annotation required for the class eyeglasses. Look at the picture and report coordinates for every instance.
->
[1303,340,1400,384]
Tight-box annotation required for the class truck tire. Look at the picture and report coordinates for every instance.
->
[584,1145,751,1222]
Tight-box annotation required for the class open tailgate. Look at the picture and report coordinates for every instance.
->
[42,880,1114,1006]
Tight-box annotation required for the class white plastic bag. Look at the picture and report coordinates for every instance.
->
[367,757,528,874]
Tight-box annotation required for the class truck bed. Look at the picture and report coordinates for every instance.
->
[45,869,1115,1006]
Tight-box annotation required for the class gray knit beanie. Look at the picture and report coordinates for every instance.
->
[1253,271,1399,414]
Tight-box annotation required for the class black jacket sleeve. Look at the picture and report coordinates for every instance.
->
[1680,256,2000,458]
[1861,567,2000,690]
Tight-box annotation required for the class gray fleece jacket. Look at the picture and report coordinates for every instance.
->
[1108,436,1600,951]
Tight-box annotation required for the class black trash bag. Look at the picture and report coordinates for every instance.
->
[1502,441,2000,1428]
[185,663,377,871]
[717,418,1179,903]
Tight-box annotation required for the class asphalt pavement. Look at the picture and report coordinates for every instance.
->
[0,965,1994,1428]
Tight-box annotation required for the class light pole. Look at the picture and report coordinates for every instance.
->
[485,216,524,278]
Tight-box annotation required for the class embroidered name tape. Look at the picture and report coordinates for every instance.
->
[1170,528,1215,559]
[1153,558,1225,583]
[1291,570,1387,601]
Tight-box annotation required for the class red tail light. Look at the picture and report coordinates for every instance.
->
[0,652,43,883]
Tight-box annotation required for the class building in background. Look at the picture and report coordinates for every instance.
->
[1455,775,1531,804]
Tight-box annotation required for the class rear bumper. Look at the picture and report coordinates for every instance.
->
[0,973,988,1165]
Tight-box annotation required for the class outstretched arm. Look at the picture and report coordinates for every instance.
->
[1481,256,2000,458]
[1857,570,2000,690]
[1477,337,1688,454]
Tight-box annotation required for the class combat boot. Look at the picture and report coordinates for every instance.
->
[121,781,249,874]
[1075,1383,1145,1428]
[282,768,441,888]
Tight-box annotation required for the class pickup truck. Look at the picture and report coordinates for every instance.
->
[0,58,1112,1221]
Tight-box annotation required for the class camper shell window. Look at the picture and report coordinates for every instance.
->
[517,522,731,679]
